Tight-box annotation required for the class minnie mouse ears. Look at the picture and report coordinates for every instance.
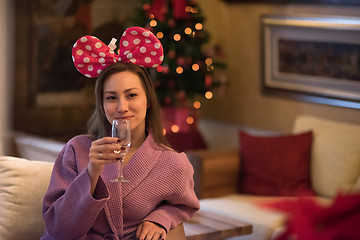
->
[72,27,164,78]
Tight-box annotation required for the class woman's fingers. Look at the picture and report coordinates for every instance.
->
[87,137,123,182]
[93,137,120,145]
[136,221,166,240]
[91,138,121,156]
[151,231,166,240]
[135,223,143,239]
[159,231,166,240]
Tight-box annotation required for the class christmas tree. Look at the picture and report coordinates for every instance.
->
[133,0,226,108]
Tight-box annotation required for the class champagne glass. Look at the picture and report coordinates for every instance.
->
[110,119,131,183]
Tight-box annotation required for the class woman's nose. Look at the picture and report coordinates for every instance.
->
[116,99,128,112]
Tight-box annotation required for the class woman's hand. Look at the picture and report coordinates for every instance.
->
[88,137,121,195]
[136,221,167,240]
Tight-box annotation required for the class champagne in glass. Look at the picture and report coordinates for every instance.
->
[110,119,131,183]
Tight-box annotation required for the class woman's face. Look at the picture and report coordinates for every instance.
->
[103,71,148,138]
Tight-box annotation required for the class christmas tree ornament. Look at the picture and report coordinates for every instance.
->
[142,4,151,11]
[148,0,190,21]
[168,19,176,27]
[176,57,186,65]
[168,50,176,58]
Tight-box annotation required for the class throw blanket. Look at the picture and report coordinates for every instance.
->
[261,193,360,240]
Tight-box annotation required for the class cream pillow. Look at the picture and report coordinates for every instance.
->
[293,115,360,198]
[352,176,360,193]
[0,156,53,240]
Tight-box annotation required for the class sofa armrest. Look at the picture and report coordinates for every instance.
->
[167,223,185,240]
[186,148,240,199]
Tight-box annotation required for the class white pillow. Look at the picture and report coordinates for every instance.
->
[293,115,360,198]
[0,156,53,240]
[352,176,360,193]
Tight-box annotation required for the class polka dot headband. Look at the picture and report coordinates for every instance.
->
[72,27,164,78]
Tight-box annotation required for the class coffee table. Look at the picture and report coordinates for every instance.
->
[183,210,252,240]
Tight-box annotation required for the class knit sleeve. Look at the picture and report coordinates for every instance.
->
[142,152,200,232]
[42,138,110,240]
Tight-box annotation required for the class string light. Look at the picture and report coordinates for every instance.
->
[150,20,157,27]
[156,32,164,39]
[185,6,192,12]
[205,91,213,99]
[207,65,214,71]
[186,117,194,125]
[184,27,192,35]
[171,125,179,133]
[195,23,203,30]
[205,58,213,65]
[163,129,167,135]
[176,66,183,74]
[192,63,199,71]
[193,101,201,109]
[173,34,181,41]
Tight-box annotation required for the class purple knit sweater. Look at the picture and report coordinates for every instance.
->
[41,134,199,240]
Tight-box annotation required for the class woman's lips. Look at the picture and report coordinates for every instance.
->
[116,116,132,120]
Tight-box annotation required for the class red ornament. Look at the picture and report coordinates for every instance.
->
[205,74,212,88]
[172,0,189,19]
[168,50,176,58]
[74,4,92,32]
[156,65,164,72]
[168,19,176,27]
[176,57,186,66]
[185,58,193,65]
[167,79,175,89]
[163,65,170,73]
[165,96,172,105]
[148,0,190,21]
[143,4,151,11]
[177,90,187,101]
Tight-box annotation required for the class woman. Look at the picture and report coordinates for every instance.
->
[41,28,199,240]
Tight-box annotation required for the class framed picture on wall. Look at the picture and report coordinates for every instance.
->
[261,15,360,109]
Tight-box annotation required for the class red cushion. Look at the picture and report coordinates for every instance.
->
[239,131,315,196]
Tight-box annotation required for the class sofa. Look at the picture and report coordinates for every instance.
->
[187,115,360,240]
[1,115,359,240]
[0,156,185,240]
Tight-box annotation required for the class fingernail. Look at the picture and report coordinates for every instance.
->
[117,139,121,142]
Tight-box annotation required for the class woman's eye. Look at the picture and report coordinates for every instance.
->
[128,93,137,98]
[105,96,116,100]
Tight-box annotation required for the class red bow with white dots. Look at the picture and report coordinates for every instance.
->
[72,27,164,78]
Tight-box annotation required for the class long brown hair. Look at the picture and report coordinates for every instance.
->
[87,62,171,149]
